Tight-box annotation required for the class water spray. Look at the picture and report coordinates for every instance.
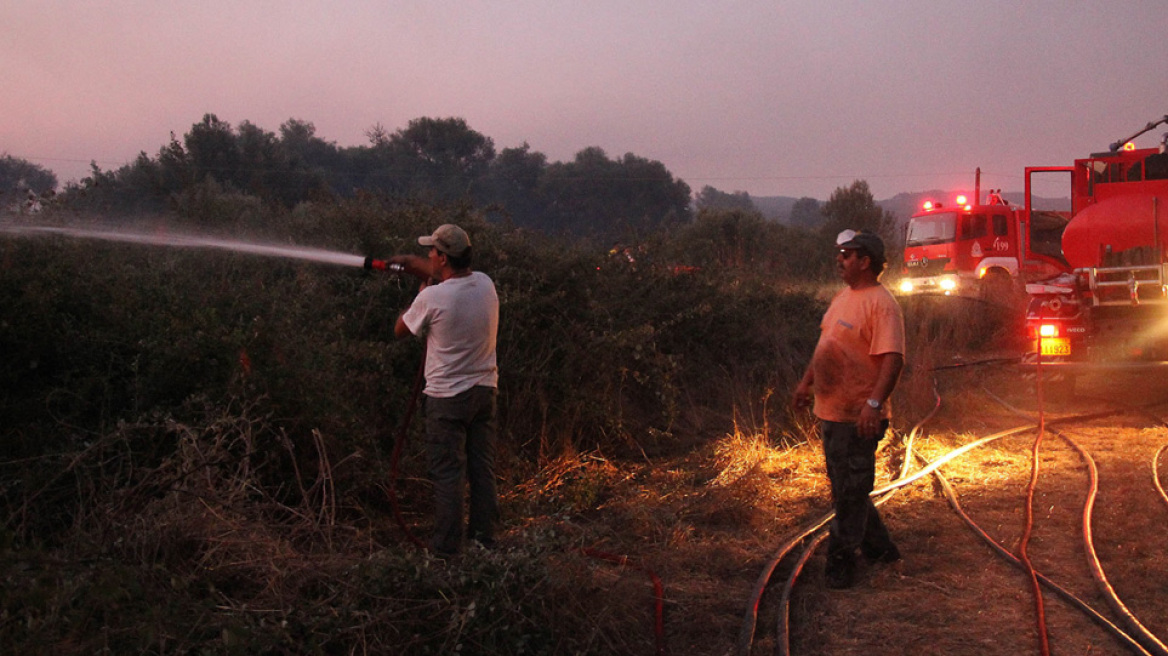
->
[0,223,405,273]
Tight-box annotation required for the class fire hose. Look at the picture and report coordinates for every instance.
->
[365,256,429,549]
[580,547,668,656]
[385,343,428,551]
[736,406,1125,656]
[984,388,1168,656]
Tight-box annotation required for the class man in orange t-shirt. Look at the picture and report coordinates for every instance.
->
[793,230,905,589]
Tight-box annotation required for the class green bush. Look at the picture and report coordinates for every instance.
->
[1,195,835,653]
[2,198,830,510]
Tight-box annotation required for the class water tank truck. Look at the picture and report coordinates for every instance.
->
[1024,114,1168,367]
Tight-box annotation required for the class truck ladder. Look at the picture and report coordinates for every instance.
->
[1084,264,1168,306]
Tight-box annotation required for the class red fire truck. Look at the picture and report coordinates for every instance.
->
[1024,114,1168,365]
[897,169,1070,298]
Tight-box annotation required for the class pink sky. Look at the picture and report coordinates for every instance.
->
[3,1,1166,200]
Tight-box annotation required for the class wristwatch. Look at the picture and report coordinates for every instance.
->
[865,398,882,410]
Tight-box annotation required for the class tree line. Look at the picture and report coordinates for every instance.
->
[3,114,897,260]
[30,115,689,240]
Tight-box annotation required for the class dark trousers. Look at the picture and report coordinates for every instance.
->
[821,419,895,561]
[424,386,499,555]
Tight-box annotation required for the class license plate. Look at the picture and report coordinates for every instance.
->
[1039,337,1071,356]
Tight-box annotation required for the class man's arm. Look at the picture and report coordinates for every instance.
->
[857,352,904,438]
[869,352,904,406]
[792,365,815,409]
[394,314,413,339]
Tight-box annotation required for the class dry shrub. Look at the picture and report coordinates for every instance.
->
[709,389,818,489]
[508,450,628,517]
[709,426,775,488]
[67,403,358,604]
[688,416,828,544]
[896,295,1025,426]
[2,401,624,654]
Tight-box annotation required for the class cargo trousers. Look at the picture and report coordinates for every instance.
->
[424,385,499,555]
[821,419,896,562]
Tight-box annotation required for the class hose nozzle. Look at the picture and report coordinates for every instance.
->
[364,257,404,273]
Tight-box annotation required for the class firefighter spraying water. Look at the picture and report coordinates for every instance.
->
[0,219,497,554]
[384,224,501,557]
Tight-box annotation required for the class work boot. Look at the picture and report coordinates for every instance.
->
[862,542,901,564]
[824,553,857,589]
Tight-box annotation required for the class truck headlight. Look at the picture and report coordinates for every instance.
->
[899,280,914,293]
[939,276,958,292]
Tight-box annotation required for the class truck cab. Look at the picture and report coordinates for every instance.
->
[898,191,1066,298]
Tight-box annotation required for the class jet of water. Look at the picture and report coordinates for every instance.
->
[0,224,369,268]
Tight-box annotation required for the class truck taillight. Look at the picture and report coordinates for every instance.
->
[1038,324,1059,338]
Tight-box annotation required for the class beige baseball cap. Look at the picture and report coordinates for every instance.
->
[418,224,470,257]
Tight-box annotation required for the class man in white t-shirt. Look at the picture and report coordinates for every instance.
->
[390,224,500,556]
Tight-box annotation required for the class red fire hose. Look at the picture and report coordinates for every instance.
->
[580,547,668,656]
[386,345,429,551]
[371,257,427,549]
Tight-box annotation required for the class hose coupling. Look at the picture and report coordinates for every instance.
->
[364,257,404,273]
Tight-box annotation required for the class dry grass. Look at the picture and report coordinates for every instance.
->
[6,290,1167,654]
[507,300,1168,655]
[6,371,1167,654]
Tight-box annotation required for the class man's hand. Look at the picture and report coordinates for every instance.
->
[388,254,435,284]
[857,403,883,439]
[792,380,813,410]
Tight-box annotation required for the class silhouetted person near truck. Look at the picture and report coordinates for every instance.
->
[793,229,905,589]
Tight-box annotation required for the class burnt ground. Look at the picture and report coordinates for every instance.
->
[517,364,1168,655]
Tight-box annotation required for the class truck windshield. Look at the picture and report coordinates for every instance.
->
[905,212,957,246]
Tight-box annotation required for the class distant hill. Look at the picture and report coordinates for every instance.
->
[750,195,801,222]
[751,191,1070,226]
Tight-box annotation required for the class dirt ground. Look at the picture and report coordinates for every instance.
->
[538,364,1168,655]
